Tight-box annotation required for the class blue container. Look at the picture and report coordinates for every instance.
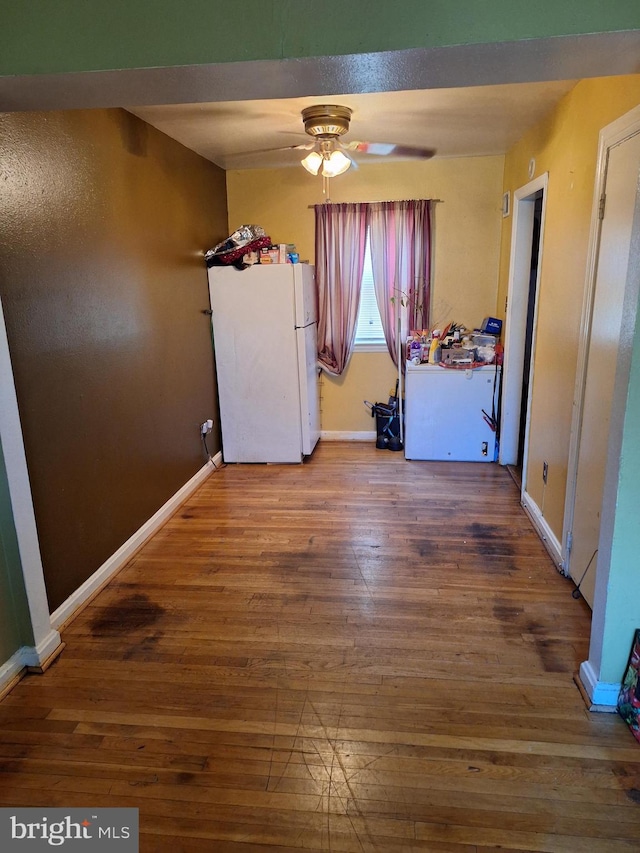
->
[481,316,502,336]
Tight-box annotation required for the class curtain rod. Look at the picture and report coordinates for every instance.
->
[307,199,444,209]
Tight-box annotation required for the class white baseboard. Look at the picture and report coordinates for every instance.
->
[50,457,218,630]
[0,626,64,695]
[320,431,376,441]
[521,489,563,569]
[20,629,62,668]
[0,649,26,696]
[579,659,621,710]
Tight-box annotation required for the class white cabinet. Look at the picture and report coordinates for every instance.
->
[404,364,498,461]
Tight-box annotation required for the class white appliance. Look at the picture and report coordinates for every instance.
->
[404,363,498,462]
[207,263,320,463]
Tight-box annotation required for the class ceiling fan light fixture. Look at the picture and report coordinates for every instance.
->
[302,104,352,138]
[321,150,351,177]
[301,151,323,175]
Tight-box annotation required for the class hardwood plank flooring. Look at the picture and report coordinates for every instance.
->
[1,442,639,851]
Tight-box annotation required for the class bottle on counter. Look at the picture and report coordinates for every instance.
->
[409,339,422,363]
[428,331,441,364]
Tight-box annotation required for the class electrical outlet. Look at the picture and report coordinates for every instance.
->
[543,461,548,484]
[201,419,214,435]
[482,441,488,456]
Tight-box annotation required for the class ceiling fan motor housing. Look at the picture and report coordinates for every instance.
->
[302,105,352,138]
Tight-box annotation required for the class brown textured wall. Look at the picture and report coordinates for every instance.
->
[0,108,228,611]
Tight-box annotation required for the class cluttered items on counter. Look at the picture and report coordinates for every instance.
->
[205,225,301,271]
[406,318,503,368]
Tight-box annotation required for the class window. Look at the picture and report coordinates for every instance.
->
[354,232,386,349]
[315,199,431,374]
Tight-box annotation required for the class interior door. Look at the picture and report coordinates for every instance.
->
[568,131,640,606]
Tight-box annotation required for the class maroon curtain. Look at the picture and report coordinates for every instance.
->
[315,203,369,375]
[368,200,432,366]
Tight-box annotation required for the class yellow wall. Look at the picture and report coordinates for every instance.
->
[498,75,640,540]
[227,156,505,432]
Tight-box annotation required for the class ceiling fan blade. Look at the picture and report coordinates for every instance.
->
[233,141,316,157]
[343,140,435,159]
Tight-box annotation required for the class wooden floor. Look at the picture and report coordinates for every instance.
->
[1,442,639,851]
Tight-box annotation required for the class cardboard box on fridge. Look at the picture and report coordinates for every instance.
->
[260,244,296,263]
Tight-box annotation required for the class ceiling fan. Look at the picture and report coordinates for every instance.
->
[247,104,436,177]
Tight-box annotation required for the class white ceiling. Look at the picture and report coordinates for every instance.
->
[129,80,577,171]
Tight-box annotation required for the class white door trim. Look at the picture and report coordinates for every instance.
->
[500,173,548,471]
[0,297,61,666]
[562,105,640,575]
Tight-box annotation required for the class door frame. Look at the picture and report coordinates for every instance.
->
[500,173,548,480]
[0,297,62,672]
[562,105,640,578]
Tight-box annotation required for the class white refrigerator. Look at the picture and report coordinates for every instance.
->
[404,363,498,462]
[207,263,320,463]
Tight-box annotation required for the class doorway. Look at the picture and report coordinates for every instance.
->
[515,191,543,479]
[500,175,548,488]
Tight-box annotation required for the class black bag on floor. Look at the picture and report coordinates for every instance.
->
[364,397,403,451]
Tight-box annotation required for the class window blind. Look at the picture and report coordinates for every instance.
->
[355,233,385,345]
